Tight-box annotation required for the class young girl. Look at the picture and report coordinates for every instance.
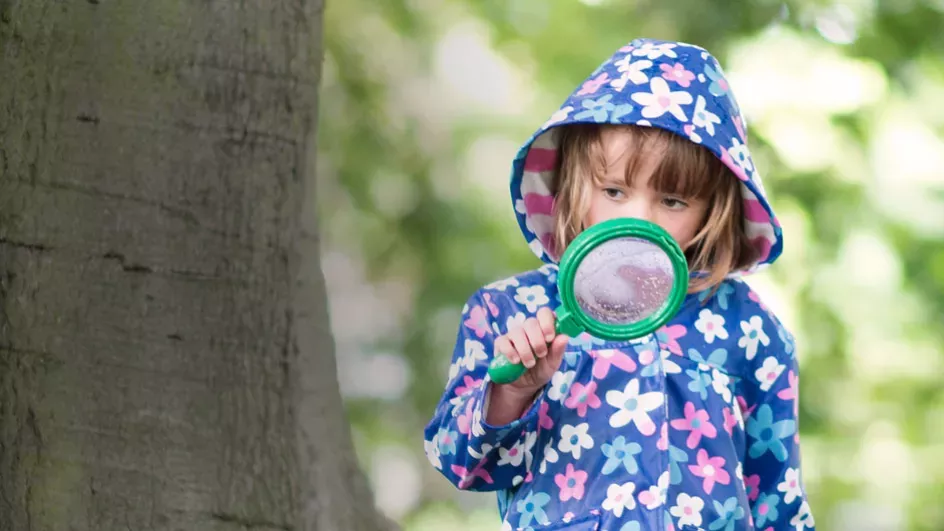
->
[424,38,814,531]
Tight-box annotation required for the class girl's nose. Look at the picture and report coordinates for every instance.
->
[623,199,653,222]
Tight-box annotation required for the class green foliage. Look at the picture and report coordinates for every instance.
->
[319,1,944,529]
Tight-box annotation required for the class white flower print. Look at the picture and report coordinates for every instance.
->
[467,441,492,460]
[528,238,545,258]
[691,95,721,136]
[756,356,786,392]
[669,492,705,527]
[501,521,513,531]
[460,339,488,371]
[547,370,576,402]
[738,315,770,360]
[558,422,594,459]
[631,77,693,121]
[470,406,486,437]
[694,309,728,343]
[610,57,652,90]
[639,471,670,510]
[605,378,664,435]
[497,430,536,467]
[538,439,559,474]
[485,275,520,291]
[661,349,681,374]
[791,500,815,529]
[602,481,637,517]
[424,434,442,469]
[542,105,573,129]
[505,312,527,332]
[777,467,803,504]
[711,368,733,403]
[514,285,549,313]
[727,137,754,173]
[512,475,524,487]
[632,41,678,59]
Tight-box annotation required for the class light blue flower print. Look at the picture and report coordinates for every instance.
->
[688,347,728,366]
[574,94,633,123]
[709,496,746,531]
[686,367,713,399]
[779,325,795,356]
[601,436,643,474]
[668,444,689,485]
[436,427,458,456]
[516,491,552,528]
[753,493,781,528]
[620,521,641,531]
[569,332,606,351]
[746,404,796,461]
[699,281,735,309]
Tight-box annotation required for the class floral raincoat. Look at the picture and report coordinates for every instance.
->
[424,38,814,531]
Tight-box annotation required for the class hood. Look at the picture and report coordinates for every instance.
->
[510,38,782,273]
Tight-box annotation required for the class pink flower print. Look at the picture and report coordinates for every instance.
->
[590,349,637,379]
[743,473,761,502]
[555,463,589,501]
[657,421,669,450]
[733,115,747,141]
[564,381,602,417]
[482,293,500,317]
[778,370,799,416]
[463,305,490,338]
[577,72,610,96]
[638,349,656,366]
[452,459,494,489]
[688,449,730,494]
[538,400,555,430]
[670,402,718,448]
[657,324,687,355]
[722,407,738,435]
[747,289,769,312]
[737,395,756,419]
[456,398,475,434]
[454,375,482,396]
[661,63,695,87]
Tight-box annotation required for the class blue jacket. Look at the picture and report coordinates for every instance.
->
[424,38,813,531]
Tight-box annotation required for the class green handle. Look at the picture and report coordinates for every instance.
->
[486,309,576,385]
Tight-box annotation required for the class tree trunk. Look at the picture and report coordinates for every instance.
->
[0,1,390,530]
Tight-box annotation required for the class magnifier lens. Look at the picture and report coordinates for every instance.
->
[572,236,675,325]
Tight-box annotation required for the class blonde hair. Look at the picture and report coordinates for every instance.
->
[551,123,758,294]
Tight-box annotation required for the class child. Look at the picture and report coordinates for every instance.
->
[424,38,814,531]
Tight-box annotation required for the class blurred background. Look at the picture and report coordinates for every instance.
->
[316,1,944,530]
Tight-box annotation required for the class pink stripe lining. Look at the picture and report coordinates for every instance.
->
[743,198,770,224]
[524,147,558,173]
[523,193,555,217]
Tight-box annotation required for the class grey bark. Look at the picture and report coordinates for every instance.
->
[0,1,391,530]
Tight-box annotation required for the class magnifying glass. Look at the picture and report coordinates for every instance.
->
[487,218,689,384]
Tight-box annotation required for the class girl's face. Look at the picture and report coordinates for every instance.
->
[583,127,709,251]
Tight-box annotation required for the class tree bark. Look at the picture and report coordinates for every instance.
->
[0,1,390,530]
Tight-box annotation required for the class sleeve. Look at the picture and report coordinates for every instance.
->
[422,288,546,492]
[738,310,815,530]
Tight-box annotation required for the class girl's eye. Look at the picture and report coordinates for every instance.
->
[662,197,688,209]
[603,188,625,199]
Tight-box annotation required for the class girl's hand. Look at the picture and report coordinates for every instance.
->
[492,307,570,396]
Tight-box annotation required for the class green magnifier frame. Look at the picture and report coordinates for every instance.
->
[487,217,689,384]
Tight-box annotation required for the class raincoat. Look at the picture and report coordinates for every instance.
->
[424,38,813,531]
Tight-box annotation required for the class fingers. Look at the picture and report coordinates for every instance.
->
[535,307,556,342]
[545,333,570,370]
[504,327,536,368]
